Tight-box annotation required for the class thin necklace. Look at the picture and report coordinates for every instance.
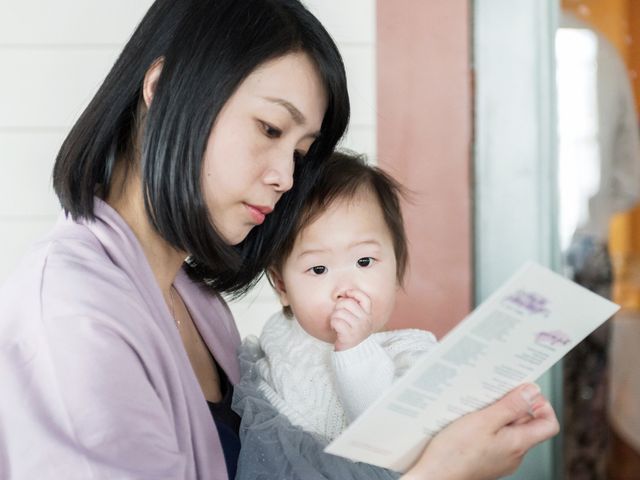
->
[168,286,181,328]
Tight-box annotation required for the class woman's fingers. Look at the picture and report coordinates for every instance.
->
[401,383,559,480]
[483,383,542,431]
[503,399,559,446]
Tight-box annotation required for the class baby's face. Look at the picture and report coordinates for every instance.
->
[275,189,399,343]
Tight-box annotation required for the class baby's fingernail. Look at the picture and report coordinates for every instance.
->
[521,383,541,407]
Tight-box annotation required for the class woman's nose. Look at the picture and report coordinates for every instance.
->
[263,151,295,193]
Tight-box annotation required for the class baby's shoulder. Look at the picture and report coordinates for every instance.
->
[259,311,292,340]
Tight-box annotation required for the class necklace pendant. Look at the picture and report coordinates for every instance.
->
[168,285,181,329]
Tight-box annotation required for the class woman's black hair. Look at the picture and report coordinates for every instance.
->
[53,0,350,296]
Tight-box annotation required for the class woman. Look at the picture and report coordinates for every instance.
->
[0,1,558,479]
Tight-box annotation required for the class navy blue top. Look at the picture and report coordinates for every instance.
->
[207,365,241,479]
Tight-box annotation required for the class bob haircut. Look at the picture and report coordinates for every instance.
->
[53,0,350,296]
[270,150,409,316]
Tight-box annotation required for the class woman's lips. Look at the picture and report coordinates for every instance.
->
[245,204,272,224]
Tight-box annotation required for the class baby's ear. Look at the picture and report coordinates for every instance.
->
[267,268,290,307]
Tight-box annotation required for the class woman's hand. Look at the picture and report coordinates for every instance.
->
[401,383,559,480]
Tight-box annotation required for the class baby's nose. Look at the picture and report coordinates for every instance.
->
[332,282,355,301]
[334,288,348,300]
[331,270,358,301]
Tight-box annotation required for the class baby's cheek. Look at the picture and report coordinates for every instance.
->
[371,291,397,329]
[299,301,332,329]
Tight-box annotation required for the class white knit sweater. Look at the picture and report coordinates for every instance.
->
[254,311,437,441]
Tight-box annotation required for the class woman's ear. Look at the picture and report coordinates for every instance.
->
[267,268,290,307]
[143,57,164,108]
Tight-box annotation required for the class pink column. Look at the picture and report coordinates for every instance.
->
[377,0,472,338]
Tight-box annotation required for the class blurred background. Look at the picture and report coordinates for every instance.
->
[3,1,640,478]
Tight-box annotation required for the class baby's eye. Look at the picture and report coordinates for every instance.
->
[357,257,375,268]
[309,265,327,275]
[260,121,282,139]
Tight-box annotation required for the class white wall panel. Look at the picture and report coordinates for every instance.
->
[0,1,153,45]
[338,125,376,160]
[341,45,376,128]
[0,0,372,47]
[228,277,281,339]
[0,49,121,128]
[0,131,65,216]
[0,217,57,280]
[303,0,375,44]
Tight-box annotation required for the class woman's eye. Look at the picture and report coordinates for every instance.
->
[357,257,374,268]
[261,121,282,139]
[310,265,327,275]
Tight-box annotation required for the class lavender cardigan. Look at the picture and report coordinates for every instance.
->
[0,199,241,479]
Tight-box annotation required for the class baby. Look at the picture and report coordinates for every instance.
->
[233,151,436,478]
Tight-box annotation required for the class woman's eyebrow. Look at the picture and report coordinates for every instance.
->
[263,97,321,138]
[264,97,306,125]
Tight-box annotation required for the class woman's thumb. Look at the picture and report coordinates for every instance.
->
[485,383,541,429]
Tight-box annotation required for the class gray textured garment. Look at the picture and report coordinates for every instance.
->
[232,339,401,480]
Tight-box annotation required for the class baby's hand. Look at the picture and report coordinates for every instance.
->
[330,289,373,351]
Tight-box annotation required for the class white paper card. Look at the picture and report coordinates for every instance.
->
[324,262,619,472]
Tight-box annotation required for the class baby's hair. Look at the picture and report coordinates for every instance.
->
[270,150,409,317]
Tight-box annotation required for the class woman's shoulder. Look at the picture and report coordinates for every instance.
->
[1,218,150,337]
[3,219,115,288]
[5,212,132,284]
[47,222,141,305]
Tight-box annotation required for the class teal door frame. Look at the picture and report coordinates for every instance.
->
[473,0,562,478]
